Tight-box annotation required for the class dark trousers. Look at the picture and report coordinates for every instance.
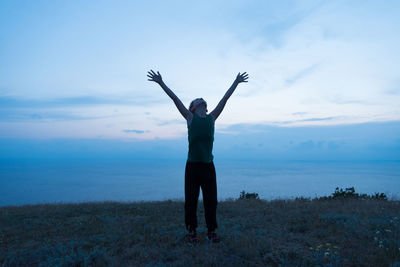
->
[185,161,218,232]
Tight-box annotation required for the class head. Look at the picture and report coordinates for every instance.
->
[189,98,208,113]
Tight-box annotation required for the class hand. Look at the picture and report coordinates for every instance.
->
[235,72,249,83]
[147,70,163,84]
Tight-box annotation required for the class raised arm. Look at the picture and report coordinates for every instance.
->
[147,70,192,121]
[210,72,249,121]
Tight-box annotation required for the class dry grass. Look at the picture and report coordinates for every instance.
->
[1,197,400,266]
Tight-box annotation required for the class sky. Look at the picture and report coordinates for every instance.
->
[0,0,400,160]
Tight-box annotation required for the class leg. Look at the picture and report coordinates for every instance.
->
[185,162,201,231]
[200,162,218,231]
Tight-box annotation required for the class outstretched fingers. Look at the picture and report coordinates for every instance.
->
[147,69,162,83]
[236,72,249,82]
[147,72,154,81]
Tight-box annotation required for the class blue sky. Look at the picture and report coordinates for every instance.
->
[0,0,399,160]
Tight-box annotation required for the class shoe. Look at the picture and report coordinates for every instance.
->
[188,230,199,243]
[207,231,220,243]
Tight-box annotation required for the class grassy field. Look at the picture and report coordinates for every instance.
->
[1,191,400,266]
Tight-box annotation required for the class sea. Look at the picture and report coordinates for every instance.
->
[0,159,399,207]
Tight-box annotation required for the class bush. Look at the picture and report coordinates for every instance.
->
[239,190,259,200]
[317,187,388,201]
[238,187,387,201]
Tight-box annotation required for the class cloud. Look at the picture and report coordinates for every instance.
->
[285,63,321,86]
[384,79,400,95]
[0,111,96,122]
[0,106,127,122]
[123,129,149,134]
[300,117,334,122]
[3,120,398,161]
[327,96,370,105]
[147,117,186,126]
[0,95,164,108]
[292,112,308,116]
[0,94,167,124]
[225,1,325,48]
[213,120,400,160]
[218,116,339,130]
